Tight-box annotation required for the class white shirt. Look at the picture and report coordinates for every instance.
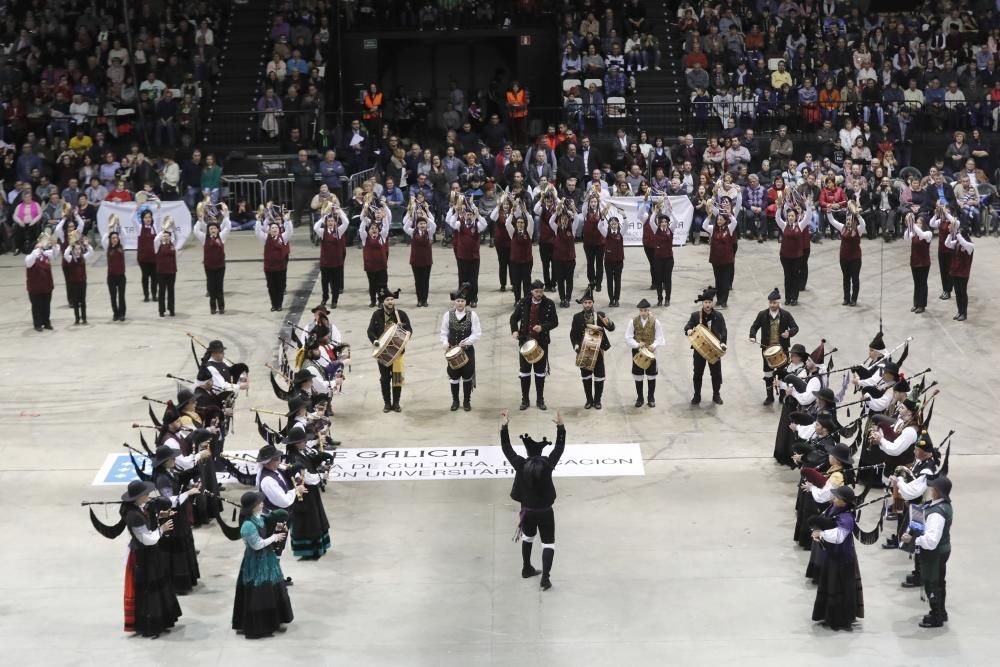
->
[440,309,482,347]
[915,500,947,550]
[160,431,197,471]
[625,316,665,349]
[260,473,296,509]
[878,422,918,457]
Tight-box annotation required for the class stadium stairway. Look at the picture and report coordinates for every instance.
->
[632,0,687,140]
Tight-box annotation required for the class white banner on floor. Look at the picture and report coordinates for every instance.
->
[93,444,644,486]
[96,200,193,250]
[612,195,694,247]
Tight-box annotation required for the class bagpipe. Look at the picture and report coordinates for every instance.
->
[84,496,175,540]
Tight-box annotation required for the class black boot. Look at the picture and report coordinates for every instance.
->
[646,380,656,407]
[634,381,644,407]
[763,379,774,405]
[73,305,80,324]
[583,380,594,409]
[462,381,473,411]
[80,303,87,325]
[519,377,531,410]
[712,387,723,405]
[535,377,546,410]
[540,547,554,590]
[521,542,539,578]
[593,380,604,409]
[391,387,402,412]
[218,295,225,314]
[381,381,392,413]
[450,383,460,411]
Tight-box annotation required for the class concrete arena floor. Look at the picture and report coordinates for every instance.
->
[0,229,998,666]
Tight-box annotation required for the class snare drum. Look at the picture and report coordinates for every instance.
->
[372,324,411,367]
[445,346,469,370]
[574,325,604,371]
[520,340,545,364]
[633,347,656,370]
[763,345,787,369]
[688,324,726,364]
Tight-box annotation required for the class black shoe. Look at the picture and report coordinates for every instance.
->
[169,311,175,317]
[914,307,925,314]
[691,394,701,405]
[593,401,602,409]
[849,301,857,306]
[463,400,472,412]
[919,615,944,628]
[143,296,149,302]
[217,310,224,315]
[540,576,552,591]
[882,535,899,550]
[956,314,967,321]
[656,299,663,306]
[536,400,547,411]
[901,576,921,589]
[450,400,460,411]
[285,577,294,586]
[392,403,402,412]
[910,306,917,312]
[647,399,656,408]
[13,249,21,256]
[369,301,376,308]
[211,308,217,314]
[595,283,601,292]
[522,565,540,578]
[844,300,850,306]
[383,403,392,413]
[519,399,530,411]
[330,302,337,309]
[664,300,669,307]
[43,323,53,330]
[763,394,774,405]
[584,400,593,409]
[647,284,655,290]
[500,285,506,292]
[160,312,165,317]
[939,292,951,300]
[713,393,723,405]
[634,397,644,408]
[34,326,42,332]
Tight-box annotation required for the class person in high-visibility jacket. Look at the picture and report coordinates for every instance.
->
[363,83,383,133]
[506,81,529,148]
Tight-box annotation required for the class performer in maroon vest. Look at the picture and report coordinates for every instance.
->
[154,227,178,317]
[580,193,607,292]
[703,197,738,308]
[533,190,558,292]
[102,220,128,321]
[361,216,390,308]
[255,209,293,312]
[194,216,231,315]
[25,239,59,331]
[904,213,933,314]
[312,205,350,308]
[827,210,865,306]
[647,206,674,307]
[402,208,436,307]
[548,205,580,308]
[136,209,159,302]
[601,215,624,307]
[63,237,93,324]
[506,210,535,302]
[775,195,806,306]
[944,223,974,321]
[929,205,956,300]
[489,196,517,293]
[447,204,487,307]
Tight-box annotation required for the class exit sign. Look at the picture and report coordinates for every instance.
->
[519,35,531,46]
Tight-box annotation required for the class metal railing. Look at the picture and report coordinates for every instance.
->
[348,167,376,194]
[220,175,264,209]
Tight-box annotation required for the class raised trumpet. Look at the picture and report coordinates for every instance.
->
[161,215,176,234]
[108,213,121,235]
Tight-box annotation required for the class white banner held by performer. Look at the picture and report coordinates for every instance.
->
[611,195,694,247]
[96,200,193,250]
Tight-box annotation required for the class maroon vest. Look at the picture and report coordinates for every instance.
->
[409,230,433,267]
[709,227,735,265]
[156,243,177,274]
[493,212,512,249]
[582,211,604,247]
[605,231,624,263]
[839,229,862,262]
[64,256,87,283]
[137,225,156,263]
[538,208,556,244]
[203,237,226,269]
[263,235,288,272]
[454,222,481,260]
[107,247,126,276]
[510,230,533,264]
[363,237,388,271]
[937,220,954,255]
[26,256,54,294]
[320,228,346,268]
[910,236,931,268]
[654,227,673,258]
[949,247,972,278]
[779,225,802,258]
[553,225,576,261]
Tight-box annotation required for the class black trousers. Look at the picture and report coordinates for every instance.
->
[520,506,555,545]
[518,341,548,400]
[320,266,344,304]
[643,246,655,285]
[692,351,722,395]
[457,258,480,303]
[446,347,476,383]
[840,259,861,303]
[539,242,554,288]
[205,266,226,312]
[553,259,575,302]
[157,273,176,314]
[495,246,510,289]
[920,549,950,620]
[712,262,734,306]
[509,261,532,301]
[264,270,286,309]
[653,256,673,302]
[108,274,126,318]
[938,252,953,295]
[28,291,51,328]
[799,247,810,290]
[583,244,605,288]
[412,265,431,304]
[366,269,387,304]
[873,209,897,238]
[781,256,800,301]
[605,260,623,303]
[953,276,969,316]
[911,265,930,308]
[139,261,157,299]
[68,281,87,320]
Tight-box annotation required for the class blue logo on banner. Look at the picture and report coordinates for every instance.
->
[105,454,145,484]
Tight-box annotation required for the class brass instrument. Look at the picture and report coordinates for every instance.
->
[161,215,176,235]
[108,213,121,235]
[35,228,55,250]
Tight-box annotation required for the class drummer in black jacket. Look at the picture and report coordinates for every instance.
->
[500,408,566,591]
[748,287,799,405]
[569,284,615,410]
[509,280,559,411]
[684,286,727,406]
[366,286,413,413]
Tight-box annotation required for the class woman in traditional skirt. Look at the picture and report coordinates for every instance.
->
[282,429,331,560]
[121,480,182,638]
[790,412,840,549]
[810,485,864,630]
[803,443,855,579]
[150,445,202,594]
[233,491,293,638]
[772,343,819,466]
